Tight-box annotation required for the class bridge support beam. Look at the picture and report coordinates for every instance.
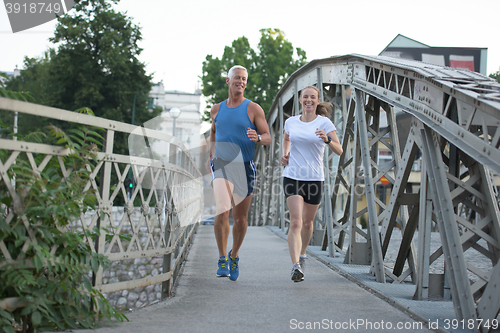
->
[354,89,385,283]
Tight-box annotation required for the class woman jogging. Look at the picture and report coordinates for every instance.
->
[280,85,343,282]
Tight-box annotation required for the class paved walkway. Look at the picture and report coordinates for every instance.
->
[68,225,467,333]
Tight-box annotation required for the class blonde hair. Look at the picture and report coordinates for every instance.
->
[300,85,332,117]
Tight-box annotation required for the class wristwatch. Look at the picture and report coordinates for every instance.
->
[257,134,262,142]
[324,136,332,144]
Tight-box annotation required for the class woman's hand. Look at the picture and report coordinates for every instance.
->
[315,128,329,143]
[281,152,290,166]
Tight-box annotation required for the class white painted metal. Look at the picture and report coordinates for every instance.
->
[0,97,202,298]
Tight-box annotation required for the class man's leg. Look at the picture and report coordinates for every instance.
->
[229,193,252,258]
[213,178,234,257]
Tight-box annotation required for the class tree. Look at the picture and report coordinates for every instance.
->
[6,53,52,105]
[490,70,500,83]
[201,28,307,121]
[5,52,55,137]
[254,28,307,111]
[6,0,158,155]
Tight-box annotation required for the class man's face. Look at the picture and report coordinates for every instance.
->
[227,69,247,94]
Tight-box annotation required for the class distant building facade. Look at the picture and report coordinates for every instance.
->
[379,34,488,75]
[148,82,205,170]
[0,66,21,84]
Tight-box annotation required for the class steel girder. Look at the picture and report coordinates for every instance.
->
[252,54,500,331]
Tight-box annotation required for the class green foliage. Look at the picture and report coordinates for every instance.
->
[490,70,500,83]
[4,54,50,105]
[360,216,367,229]
[5,0,158,156]
[1,72,33,102]
[0,119,127,332]
[201,28,307,121]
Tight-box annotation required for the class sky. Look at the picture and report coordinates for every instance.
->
[1,0,500,95]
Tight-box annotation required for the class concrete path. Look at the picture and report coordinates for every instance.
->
[74,225,438,333]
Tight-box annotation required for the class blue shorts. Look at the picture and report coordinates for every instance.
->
[211,157,256,197]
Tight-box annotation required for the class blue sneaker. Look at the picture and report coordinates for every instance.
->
[228,250,239,281]
[217,256,230,277]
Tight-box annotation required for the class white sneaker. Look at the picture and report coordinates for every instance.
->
[299,255,307,271]
[290,263,304,282]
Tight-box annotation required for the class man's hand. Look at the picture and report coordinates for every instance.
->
[247,127,260,142]
[206,158,212,174]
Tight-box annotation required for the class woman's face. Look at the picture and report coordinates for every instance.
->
[300,88,320,112]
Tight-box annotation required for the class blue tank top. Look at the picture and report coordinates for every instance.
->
[214,99,256,162]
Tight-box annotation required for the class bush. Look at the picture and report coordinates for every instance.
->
[0,112,127,332]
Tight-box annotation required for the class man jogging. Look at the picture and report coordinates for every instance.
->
[206,65,270,281]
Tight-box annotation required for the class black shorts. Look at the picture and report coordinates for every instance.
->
[211,157,256,197]
[283,177,324,205]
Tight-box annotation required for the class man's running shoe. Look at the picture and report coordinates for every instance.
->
[299,255,307,271]
[228,250,239,281]
[217,256,230,277]
[291,262,304,282]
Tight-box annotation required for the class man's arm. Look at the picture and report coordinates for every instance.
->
[247,102,271,146]
[206,104,219,173]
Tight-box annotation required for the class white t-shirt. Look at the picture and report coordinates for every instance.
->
[282,114,336,181]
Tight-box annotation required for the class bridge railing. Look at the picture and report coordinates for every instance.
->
[251,54,500,332]
[0,97,203,307]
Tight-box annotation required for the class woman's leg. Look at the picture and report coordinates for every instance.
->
[300,202,320,255]
[287,195,304,264]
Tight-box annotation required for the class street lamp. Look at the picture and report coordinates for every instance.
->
[169,107,181,137]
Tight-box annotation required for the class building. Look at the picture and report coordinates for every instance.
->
[0,66,20,84]
[148,82,204,167]
[379,34,488,75]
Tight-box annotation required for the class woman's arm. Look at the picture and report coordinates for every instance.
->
[326,130,343,156]
[280,132,291,166]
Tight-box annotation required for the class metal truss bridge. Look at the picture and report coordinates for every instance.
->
[0,53,499,332]
[249,54,500,332]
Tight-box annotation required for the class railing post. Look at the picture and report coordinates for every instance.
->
[162,142,177,298]
[93,129,114,291]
